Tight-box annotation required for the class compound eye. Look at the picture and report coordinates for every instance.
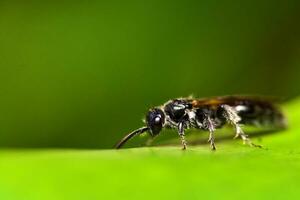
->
[146,108,165,136]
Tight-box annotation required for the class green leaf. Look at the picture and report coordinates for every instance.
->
[0,98,299,200]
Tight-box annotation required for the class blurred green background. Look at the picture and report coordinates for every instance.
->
[0,0,299,149]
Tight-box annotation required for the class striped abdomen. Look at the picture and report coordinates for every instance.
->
[228,100,286,128]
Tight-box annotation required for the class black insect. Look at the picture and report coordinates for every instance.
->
[115,96,287,150]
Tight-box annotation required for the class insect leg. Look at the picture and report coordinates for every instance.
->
[196,109,217,150]
[204,116,217,150]
[178,122,187,150]
[208,128,216,150]
[220,105,262,148]
[235,124,262,148]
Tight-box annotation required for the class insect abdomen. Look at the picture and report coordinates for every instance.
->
[233,101,286,128]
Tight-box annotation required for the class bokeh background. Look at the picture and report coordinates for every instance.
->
[0,0,299,149]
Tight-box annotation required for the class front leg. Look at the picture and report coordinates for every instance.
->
[178,122,187,150]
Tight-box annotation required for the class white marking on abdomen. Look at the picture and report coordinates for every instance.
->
[235,105,248,112]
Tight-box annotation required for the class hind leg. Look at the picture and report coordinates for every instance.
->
[235,124,262,148]
[219,105,262,148]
